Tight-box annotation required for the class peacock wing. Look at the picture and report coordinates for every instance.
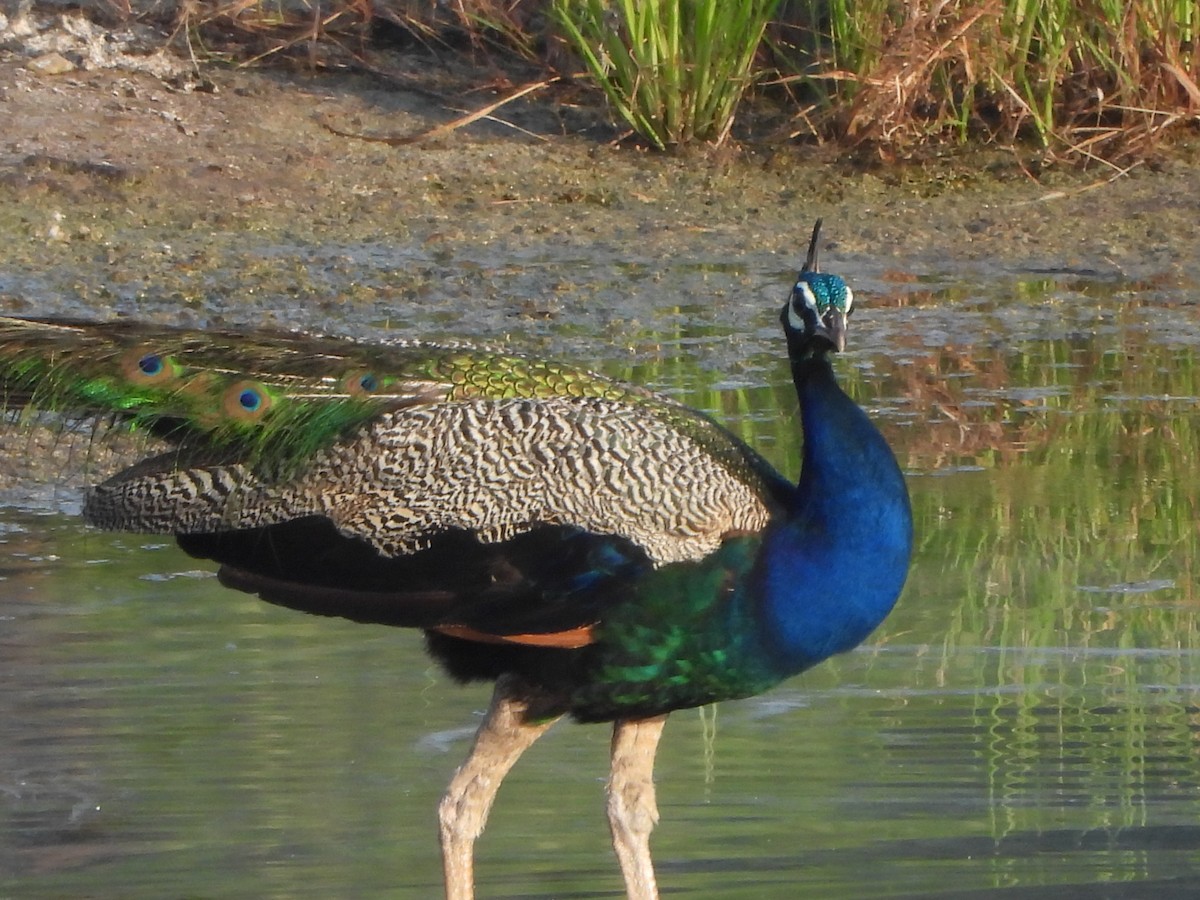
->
[0,316,786,636]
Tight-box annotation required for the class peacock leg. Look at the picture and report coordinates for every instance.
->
[438,674,560,900]
[607,714,669,900]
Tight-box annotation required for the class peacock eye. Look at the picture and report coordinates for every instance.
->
[342,369,383,396]
[120,347,181,385]
[138,354,164,376]
[239,388,262,411]
[223,380,273,421]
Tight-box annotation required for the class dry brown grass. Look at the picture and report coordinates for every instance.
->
[83,0,1199,163]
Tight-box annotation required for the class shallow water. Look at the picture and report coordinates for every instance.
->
[1,263,1199,898]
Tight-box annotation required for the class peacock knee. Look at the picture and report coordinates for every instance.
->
[606,772,660,839]
[439,777,490,847]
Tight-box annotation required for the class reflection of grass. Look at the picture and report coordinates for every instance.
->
[869,335,1199,851]
[612,313,1200,852]
[610,307,1200,649]
[893,336,1199,616]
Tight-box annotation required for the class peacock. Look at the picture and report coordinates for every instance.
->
[0,220,911,900]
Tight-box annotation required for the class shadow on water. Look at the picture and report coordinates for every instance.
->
[1,264,1198,898]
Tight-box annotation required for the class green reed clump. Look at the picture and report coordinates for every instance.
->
[552,0,781,150]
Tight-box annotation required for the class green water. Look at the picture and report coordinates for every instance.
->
[1,272,1198,898]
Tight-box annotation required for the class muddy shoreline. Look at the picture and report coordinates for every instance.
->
[0,17,1197,349]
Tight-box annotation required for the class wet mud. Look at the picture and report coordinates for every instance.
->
[1,31,1198,324]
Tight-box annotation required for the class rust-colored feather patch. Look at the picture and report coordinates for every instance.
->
[434,623,596,649]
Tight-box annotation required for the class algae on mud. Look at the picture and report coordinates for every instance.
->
[0,48,1198,335]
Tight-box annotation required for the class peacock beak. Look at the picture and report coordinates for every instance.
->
[818,308,848,353]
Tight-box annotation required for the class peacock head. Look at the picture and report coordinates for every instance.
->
[780,219,854,355]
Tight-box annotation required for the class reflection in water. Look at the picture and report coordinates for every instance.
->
[2,272,1199,898]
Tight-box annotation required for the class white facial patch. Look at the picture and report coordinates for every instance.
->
[787,281,820,332]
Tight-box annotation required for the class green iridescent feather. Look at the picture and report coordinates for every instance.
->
[0,316,780,495]
[570,534,782,720]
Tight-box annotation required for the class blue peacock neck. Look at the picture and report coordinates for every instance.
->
[755,350,913,675]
